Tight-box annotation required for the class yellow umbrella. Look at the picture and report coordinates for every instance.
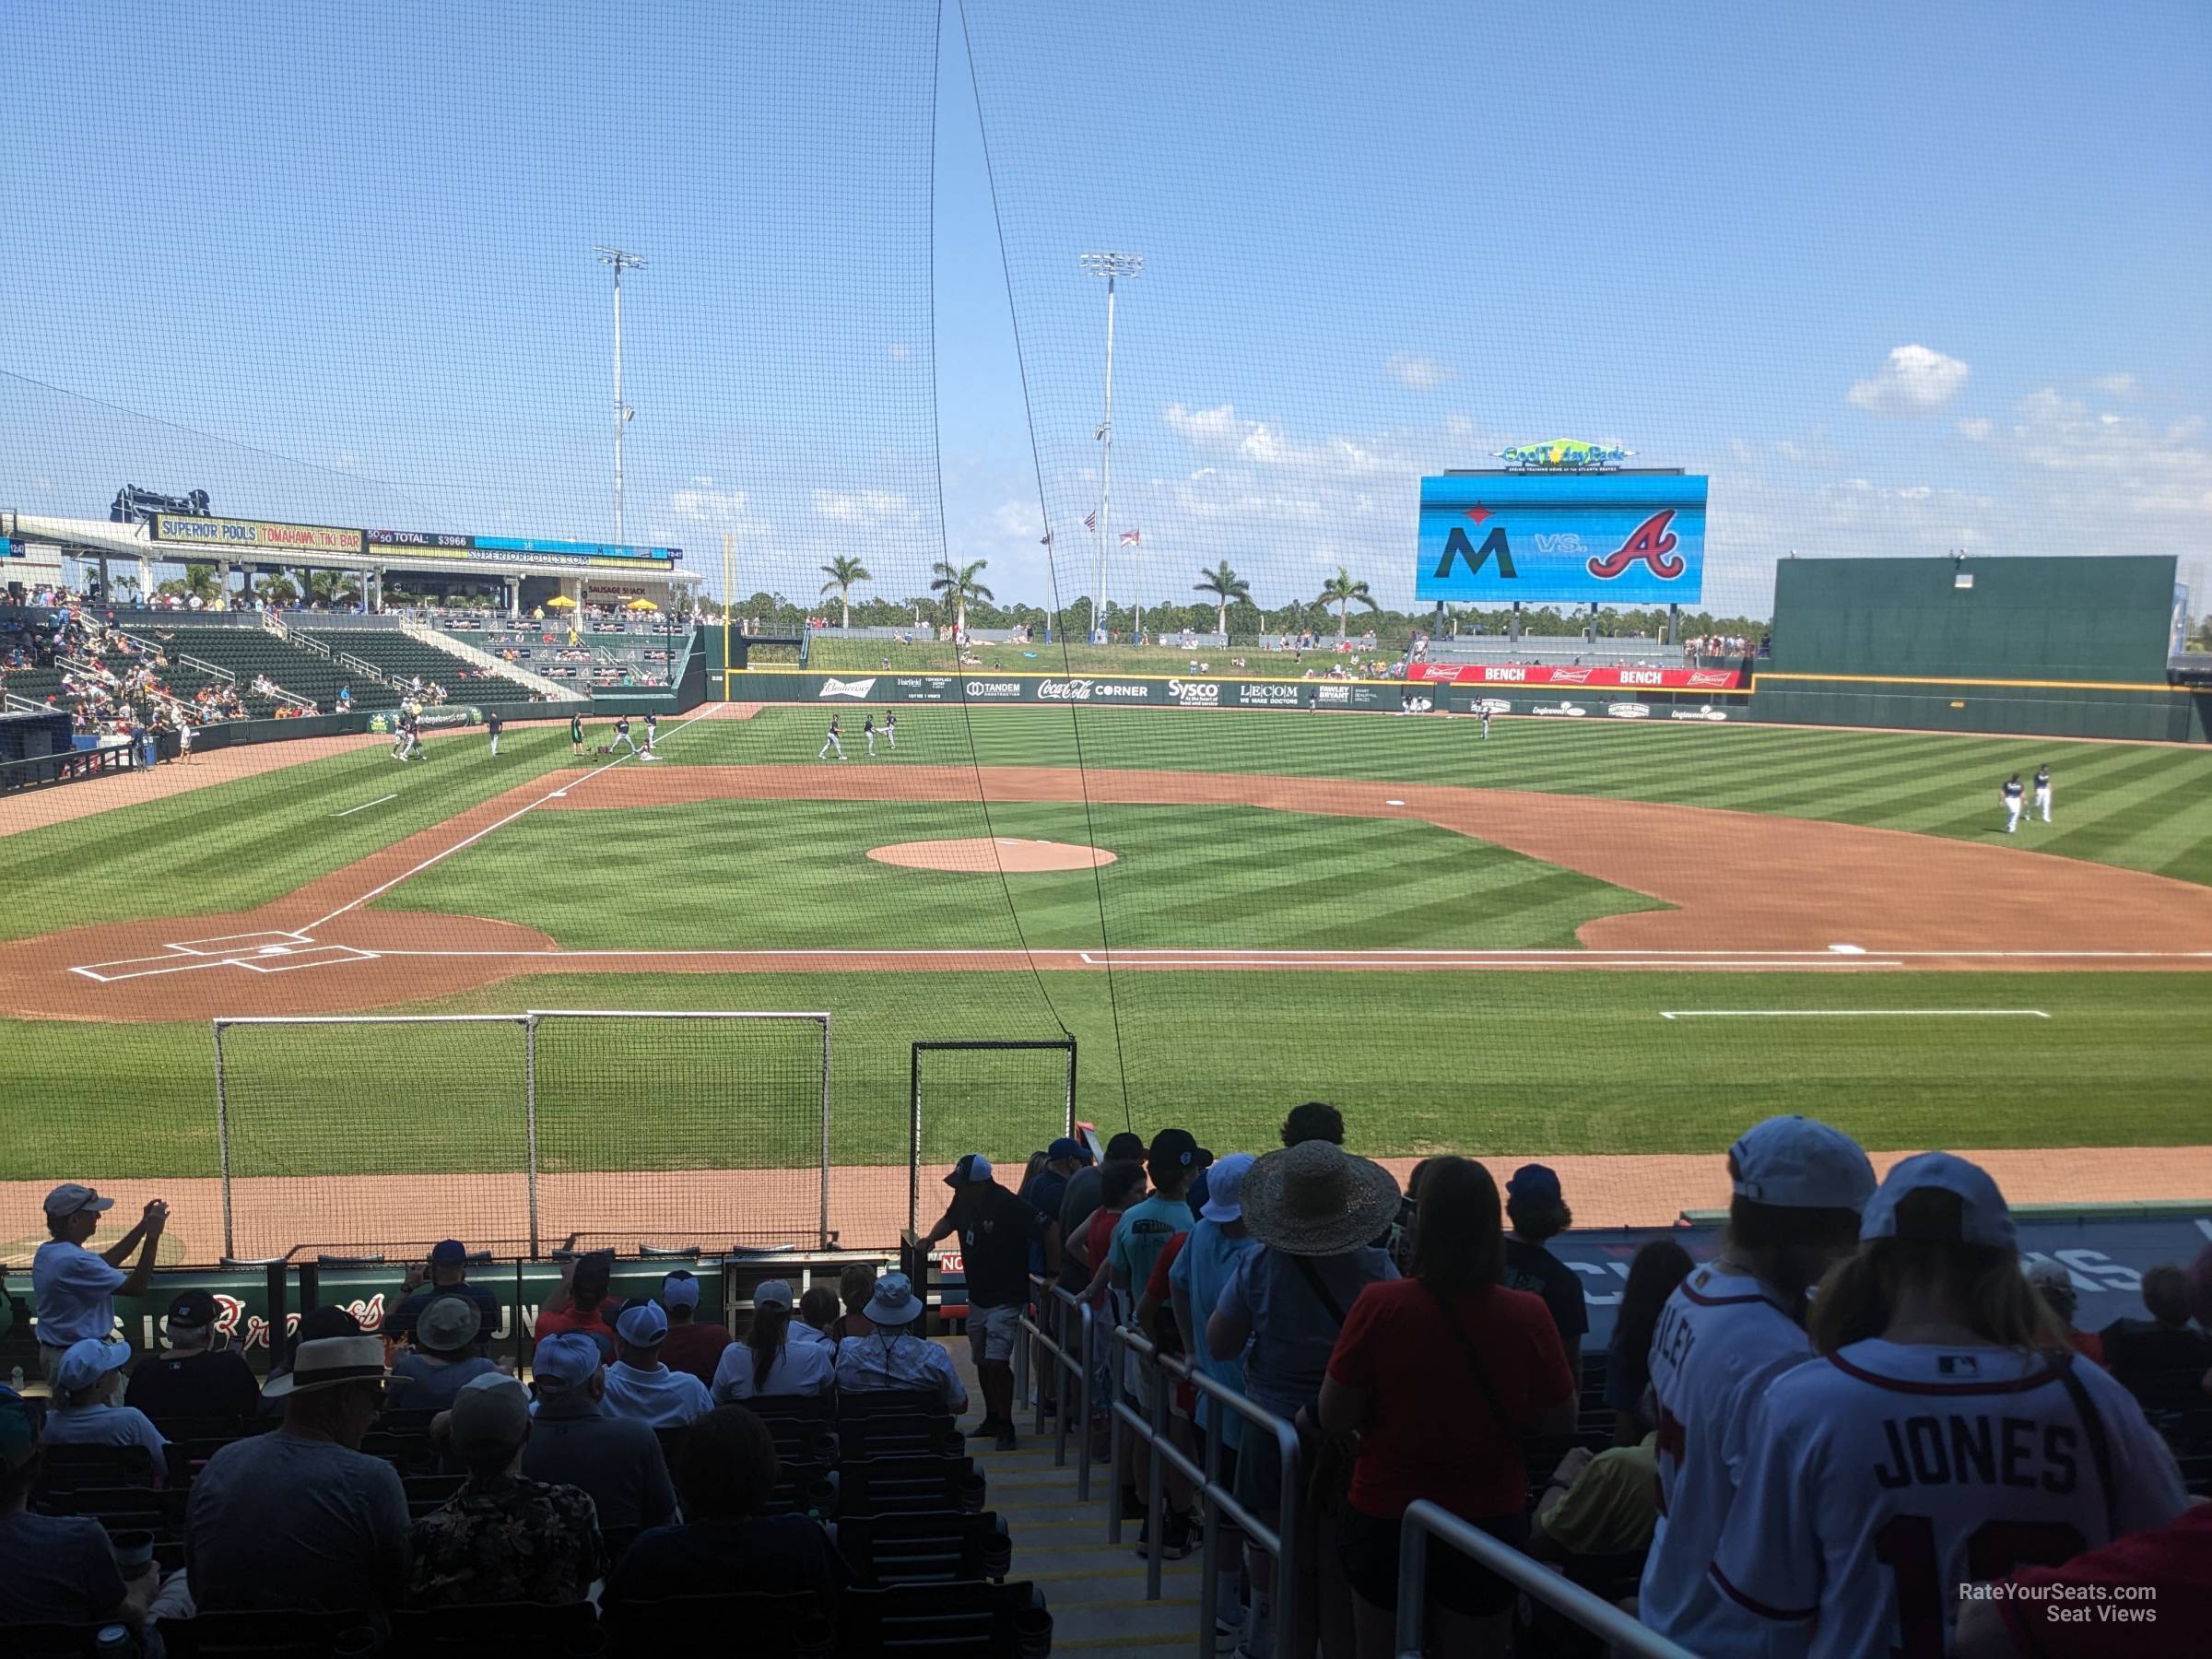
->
[626,597,659,611]
[543,594,577,610]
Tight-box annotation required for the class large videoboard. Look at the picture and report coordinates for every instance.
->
[1415,472,1708,606]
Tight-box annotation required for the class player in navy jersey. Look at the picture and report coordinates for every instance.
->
[2032,763,2052,825]
[2001,773,2024,834]
[1709,1154,2184,1659]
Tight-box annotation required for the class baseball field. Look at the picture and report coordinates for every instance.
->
[3,700,2208,1261]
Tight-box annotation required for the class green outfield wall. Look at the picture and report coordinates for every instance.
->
[1750,555,2205,741]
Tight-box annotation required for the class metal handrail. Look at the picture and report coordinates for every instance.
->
[1396,1500,1694,1659]
[1107,1322,1300,1659]
[175,653,236,685]
[1017,1276,1094,1500]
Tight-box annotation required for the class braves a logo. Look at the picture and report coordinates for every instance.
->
[1586,510,1685,581]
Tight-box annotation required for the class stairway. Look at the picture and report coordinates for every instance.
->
[941,1336,1210,1656]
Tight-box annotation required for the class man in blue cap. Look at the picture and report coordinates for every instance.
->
[600,1301,713,1429]
[520,1331,677,1547]
[1504,1163,1587,1432]
[389,1239,502,1351]
[31,1183,167,1382]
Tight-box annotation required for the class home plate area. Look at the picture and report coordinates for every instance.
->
[70,931,380,983]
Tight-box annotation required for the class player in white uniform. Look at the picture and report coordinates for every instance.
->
[2032,763,2051,825]
[1709,1153,2185,1659]
[2001,773,2024,834]
[1479,704,1492,740]
[1641,1115,1877,1656]
[863,712,877,757]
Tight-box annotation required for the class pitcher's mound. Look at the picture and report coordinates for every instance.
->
[867,837,1117,873]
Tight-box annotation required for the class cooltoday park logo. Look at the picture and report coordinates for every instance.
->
[1490,439,1635,470]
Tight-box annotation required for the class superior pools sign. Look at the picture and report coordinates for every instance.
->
[1416,472,1708,606]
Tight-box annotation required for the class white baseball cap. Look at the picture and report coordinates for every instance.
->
[2023,1258,2075,1293]
[1729,1116,1877,1210]
[1199,1154,1256,1224]
[1859,1152,2016,1249]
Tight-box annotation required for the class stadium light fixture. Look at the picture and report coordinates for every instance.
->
[1080,253,1143,641]
[594,246,649,547]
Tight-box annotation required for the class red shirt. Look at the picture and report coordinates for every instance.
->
[1326,1277,1572,1521]
[1079,1207,1124,1299]
[534,1301,618,1359]
[1998,1505,2212,1658]
[659,1321,734,1386]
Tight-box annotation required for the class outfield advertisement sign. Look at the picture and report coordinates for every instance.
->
[152,514,365,555]
[1411,664,1744,690]
[1415,472,1708,606]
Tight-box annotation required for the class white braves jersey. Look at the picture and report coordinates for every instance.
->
[1710,1339,2186,1659]
[1640,1267,1816,1654]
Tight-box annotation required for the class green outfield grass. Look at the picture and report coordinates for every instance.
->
[3,971,2206,1182]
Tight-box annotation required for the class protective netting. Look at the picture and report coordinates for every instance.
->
[909,1040,1077,1233]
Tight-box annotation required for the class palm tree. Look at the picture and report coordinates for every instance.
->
[928,559,993,639]
[1318,567,1381,641]
[818,554,872,629]
[1193,560,1252,640]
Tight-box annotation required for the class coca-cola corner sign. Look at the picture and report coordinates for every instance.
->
[1410,664,1743,690]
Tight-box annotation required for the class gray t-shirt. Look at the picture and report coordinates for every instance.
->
[1214,1245,1398,1418]
[521,1402,677,1535]
[187,1430,410,1613]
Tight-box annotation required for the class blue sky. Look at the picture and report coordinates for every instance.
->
[3,0,2206,618]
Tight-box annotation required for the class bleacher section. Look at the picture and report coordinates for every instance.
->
[152,627,401,714]
[304,629,544,707]
[469,622,676,690]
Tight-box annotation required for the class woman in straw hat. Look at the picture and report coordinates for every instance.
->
[1319,1156,1574,1659]
[1206,1136,1400,1659]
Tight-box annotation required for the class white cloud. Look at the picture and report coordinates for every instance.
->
[1383,352,1453,391]
[1847,345,1971,418]
[1160,402,1401,476]
[2093,372,2138,398]
[992,500,1041,539]
[812,488,912,525]
[666,481,771,535]
[2004,389,2212,517]
[1956,418,1993,441]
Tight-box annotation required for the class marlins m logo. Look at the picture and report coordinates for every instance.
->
[1433,504,1517,582]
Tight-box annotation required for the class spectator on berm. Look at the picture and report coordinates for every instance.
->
[519,1331,677,1556]
[387,1239,502,1349]
[1321,1156,1572,1659]
[2099,1262,2212,1413]
[408,1375,603,1609]
[655,1269,732,1387]
[924,1154,1057,1449]
[713,1279,834,1402]
[41,1339,168,1482]
[603,1405,851,1616]
[834,1272,969,1413]
[1208,1138,1400,1659]
[0,1385,158,1633]
[390,1296,500,1410]
[186,1334,411,1618]
[1605,1239,1693,1442]
[600,1300,712,1428]
[125,1288,260,1423]
[1061,1131,1147,1272]
[31,1184,167,1381]
[533,1250,619,1360]
[1501,1163,1587,1430]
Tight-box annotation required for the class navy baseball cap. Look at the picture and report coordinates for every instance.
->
[945,1153,994,1187]
[1507,1164,1563,1203]
[1148,1129,1209,1171]
[1048,1137,1089,1163]
[429,1240,467,1267]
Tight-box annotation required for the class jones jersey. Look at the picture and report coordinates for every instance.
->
[1711,1338,2187,1659]
[1639,1267,1817,1654]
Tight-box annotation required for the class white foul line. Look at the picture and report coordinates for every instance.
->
[1660,1009,2051,1020]
[307,707,714,930]
[332,794,397,818]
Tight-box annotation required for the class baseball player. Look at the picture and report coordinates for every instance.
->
[2032,761,2052,824]
[2001,771,2024,834]
[818,715,845,760]
[393,711,419,762]
[863,712,877,757]
[884,710,897,749]
[642,711,660,759]
[570,710,584,757]
[486,709,502,757]
[1641,1115,1877,1654]
[608,714,641,756]
[1478,704,1492,741]
[1709,1155,2185,1657]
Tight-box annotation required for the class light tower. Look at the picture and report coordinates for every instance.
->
[594,245,649,547]
[1079,252,1142,641]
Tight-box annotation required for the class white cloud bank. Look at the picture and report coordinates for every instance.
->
[1847,345,1971,418]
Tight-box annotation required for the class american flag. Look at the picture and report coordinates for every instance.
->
[1083,511,1098,532]
[1039,531,1052,546]
[1120,529,1141,547]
